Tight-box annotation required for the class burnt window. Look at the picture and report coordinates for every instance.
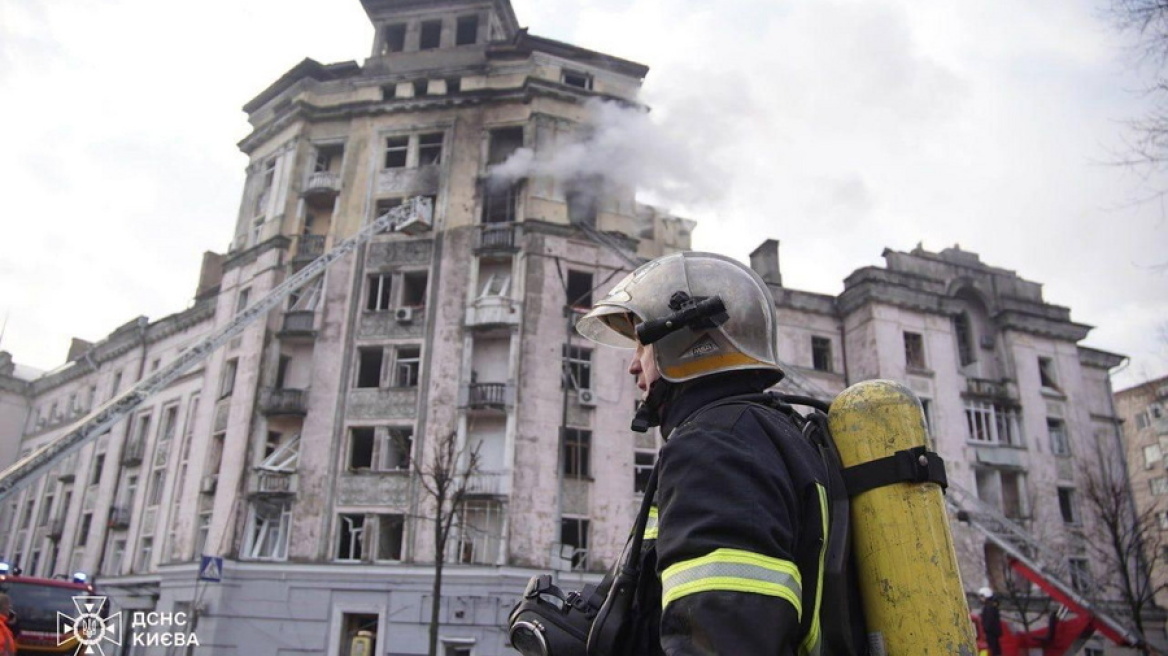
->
[483,181,519,223]
[562,345,592,390]
[1058,487,1078,524]
[385,136,409,168]
[394,347,421,387]
[366,274,392,311]
[456,15,479,45]
[418,133,443,166]
[563,428,591,478]
[413,79,428,97]
[562,69,592,90]
[381,84,397,101]
[566,270,593,309]
[383,24,406,53]
[356,348,384,388]
[420,20,442,50]
[811,336,833,372]
[1038,357,1061,392]
[904,332,926,369]
[376,514,405,560]
[565,175,601,226]
[954,313,975,366]
[349,428,375,470]
[402,271,428,307]
[560,516,590,570]
[337,514,366,561]
[445,77,461,94]
[488,127,524,165]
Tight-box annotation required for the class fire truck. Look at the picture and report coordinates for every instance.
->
[0,562,97,655]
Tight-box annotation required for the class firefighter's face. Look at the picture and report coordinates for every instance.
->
[628,342,660,397]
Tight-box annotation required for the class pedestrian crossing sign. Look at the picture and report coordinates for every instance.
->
[199,556,223,582]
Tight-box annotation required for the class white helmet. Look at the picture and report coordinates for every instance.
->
[575,251,782,383]
[978,587,994,600]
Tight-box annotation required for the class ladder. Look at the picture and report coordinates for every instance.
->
[946,481,1146,648]
[0,196,433,504]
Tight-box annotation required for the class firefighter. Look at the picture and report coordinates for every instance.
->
[979,587,1003,656]
[0,594,14,656]
[576,251,831,655]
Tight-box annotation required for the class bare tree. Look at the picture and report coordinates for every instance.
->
[1108,1,1168,173]
[413,431,482,656]
[1078,448,1167,654]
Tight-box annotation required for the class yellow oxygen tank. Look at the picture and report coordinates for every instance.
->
[827,379,976,655]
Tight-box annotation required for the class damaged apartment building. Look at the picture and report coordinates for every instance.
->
[0,0,1142,654]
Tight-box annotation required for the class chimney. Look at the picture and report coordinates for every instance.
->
[67,338,94,363]
[196,251,225,300]
[749,239,782,286]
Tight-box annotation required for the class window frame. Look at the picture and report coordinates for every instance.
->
[811,336,833,372]
[562,428,592,478]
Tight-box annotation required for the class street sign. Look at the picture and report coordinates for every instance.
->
[198,556,223,582]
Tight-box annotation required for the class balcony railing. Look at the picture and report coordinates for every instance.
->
[302,170,341,198]
[121,441,144,466]
[278,311,317,339]
[48,517,66,540]
[474,223,519,252]
[249,470,299,496]
[468,383,507,409]
[294,234,326,264]
[966,377,1011,400]
[466,470,509,496]
[260,388,308,416]
[108,506,131,529]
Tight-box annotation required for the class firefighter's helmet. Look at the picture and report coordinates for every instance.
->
[575,251,781,383]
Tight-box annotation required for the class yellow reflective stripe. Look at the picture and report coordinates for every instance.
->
[799,484,828,656]
[661,351,763,379]
[644,506,659,541]
[661,548,802,615]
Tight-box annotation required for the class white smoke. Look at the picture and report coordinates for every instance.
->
[486,97,722,208]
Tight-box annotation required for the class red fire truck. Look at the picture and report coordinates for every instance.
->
[0,563,99,655]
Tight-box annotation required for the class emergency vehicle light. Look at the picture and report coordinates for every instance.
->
[72,571,88,584]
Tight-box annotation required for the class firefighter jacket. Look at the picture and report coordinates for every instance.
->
[626,372,831,656]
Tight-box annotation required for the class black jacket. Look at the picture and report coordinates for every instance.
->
[627,373,831,655]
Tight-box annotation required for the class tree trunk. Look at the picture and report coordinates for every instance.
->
[429,498,445,656]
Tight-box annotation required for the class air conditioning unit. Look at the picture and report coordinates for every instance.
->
[200,475,218,495]
[394,307,414,324]
[577,388,597,408]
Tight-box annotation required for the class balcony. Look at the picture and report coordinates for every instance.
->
[965,377,1015,401]
[259,388,308,417]
[277,311,317,340]
[466,296,520,328]
[474,223,520,253]
[121,441,144,466]
[293,234,326,265]
[302,170,341,205]
[48,517,66,540]
[468,383,507,409]
[108,506,131,529]
[248,470,299,496]
[465,470,510,497]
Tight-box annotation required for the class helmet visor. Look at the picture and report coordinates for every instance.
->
[575,305,639,348]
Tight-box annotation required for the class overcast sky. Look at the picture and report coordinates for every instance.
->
[1,0,1165,390]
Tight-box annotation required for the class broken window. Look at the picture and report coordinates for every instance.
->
[811,336,833,372]
[366,274,392,311]
[420,20,442,50]
[90,453,105,487]
[401,271,428,307]
[381,84,397,101]
[418,132,443,166]
[1152,477,1168,496]
[488,126,524,165]
[384,136,409,168]
[254,158,276,216]
[383,23,406,53]
[394,347,421,387]
[1048,418,1070,456]
[445,77,461,94]
[479,269,511,298]
[562,345,592,390]
[453,500,504,564]
[953,312,975,366]
[904,331,926,369]
[413,79,428,97]
[244,500,292,561]
[349,428,375,470]
[1038,357,1061,392]
[77,513,92,546]
[456,15,479,45]
[1057,487,1078,524]
[964,400,1023,446]
[376,514,405,560]
[259,434,300,472]
[384,428,413,470]
[1068,557,1092,593]
[562,69,592,90]
[336,514,366,561]
[560,516,590,570]
[563,428,591,478]
[356,348,384,388]
[483,181,520,223]
[566,270,593,309]
[565,175,602,226]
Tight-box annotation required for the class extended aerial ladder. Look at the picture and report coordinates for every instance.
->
[0,196,433,504]
[947,481,1149,653]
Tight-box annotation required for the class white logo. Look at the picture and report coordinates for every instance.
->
[57,596,122,656]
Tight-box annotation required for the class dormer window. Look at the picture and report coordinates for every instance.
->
[420,20,442,50]
[383,24,406,53]
[562,69,593,90]
[456,15,479,46]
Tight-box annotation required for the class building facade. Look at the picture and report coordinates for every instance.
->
[1117,375,1168,610]
[0,1,1148,654]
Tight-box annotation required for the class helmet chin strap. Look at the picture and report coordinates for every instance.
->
[631,378,671,433]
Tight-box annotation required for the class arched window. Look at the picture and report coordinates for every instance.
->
[954,312,975,366]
